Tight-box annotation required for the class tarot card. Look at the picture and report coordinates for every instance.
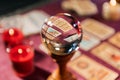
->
[22,10,50,36]
[50,16,73,32]
[91,42,120,70]
[79,31,100,51]
[81,19,115,40]
[68,54,118,80]
[0,15,23,29]
[109,32,120,48]
[61,0,98,16]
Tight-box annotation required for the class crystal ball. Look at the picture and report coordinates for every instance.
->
[41,13,82,55]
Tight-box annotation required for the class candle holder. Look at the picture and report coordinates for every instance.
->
[102,0,120,20]
[41,13,82,80]
[2,28,24,52]
[9,45,34,78]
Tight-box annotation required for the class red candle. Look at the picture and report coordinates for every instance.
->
[9,45,34,77]
[2,28,24,47]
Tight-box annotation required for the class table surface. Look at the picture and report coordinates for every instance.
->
[0,0,120,80]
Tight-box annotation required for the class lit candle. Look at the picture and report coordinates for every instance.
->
[2,28,24,47]
[102,0,120,20]
[9,45,34,77]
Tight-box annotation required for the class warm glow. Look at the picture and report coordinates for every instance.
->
[18,49,23,54]
[9,29,14,36]
[55,47,60,50]
[110,0,117,6]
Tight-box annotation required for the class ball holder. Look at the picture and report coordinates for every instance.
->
[41,13,83,80]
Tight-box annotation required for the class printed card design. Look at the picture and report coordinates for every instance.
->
[109,32,120,48]
[91,42,120,70]
[64,34,79,42]
[45,32,55,40]
[53,17,73,32]
[79,32,100,51]
[81,19,115,40]
[47,27,61,37]
[68,54,118,80]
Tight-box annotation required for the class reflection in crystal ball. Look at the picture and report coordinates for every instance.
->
[41,13,82,55]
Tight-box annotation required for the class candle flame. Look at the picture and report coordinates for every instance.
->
[9,29,14,36]
[110,0,117,6]
[18,49,23,54]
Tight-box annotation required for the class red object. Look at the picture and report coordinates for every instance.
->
[9,45,34,77]
[2,28,24,47]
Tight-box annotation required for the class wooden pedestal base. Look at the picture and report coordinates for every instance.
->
[47,69,76,80]
[47,51,77,80]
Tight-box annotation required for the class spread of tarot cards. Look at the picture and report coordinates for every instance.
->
[68,18,120,80]
[0,1,120,80]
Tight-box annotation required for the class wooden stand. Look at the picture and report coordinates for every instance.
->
[47,51,76,80]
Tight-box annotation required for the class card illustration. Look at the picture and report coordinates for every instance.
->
[91,42,120,70]
[79,31,100,51]
[81,19,115,40]
[68,54,118,80]
[109,32,120,48]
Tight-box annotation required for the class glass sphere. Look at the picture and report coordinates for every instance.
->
[41,13,82,55]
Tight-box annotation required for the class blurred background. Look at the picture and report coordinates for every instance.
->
[0,0,52,16]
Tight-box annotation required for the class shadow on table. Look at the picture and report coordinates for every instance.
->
[24,66,50,80]
[23,50,51,80]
